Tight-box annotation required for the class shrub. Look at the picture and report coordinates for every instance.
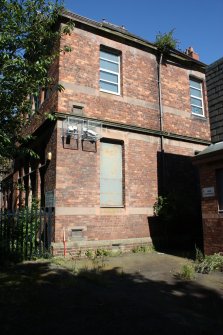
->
[195,253,223,274]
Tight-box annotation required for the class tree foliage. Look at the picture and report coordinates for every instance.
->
[0,0,73,167]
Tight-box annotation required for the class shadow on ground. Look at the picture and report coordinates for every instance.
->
[0,257,223,335]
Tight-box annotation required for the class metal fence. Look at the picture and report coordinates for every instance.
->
[0,208,54,261]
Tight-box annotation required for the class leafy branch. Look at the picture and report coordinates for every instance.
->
[0,0,74,163]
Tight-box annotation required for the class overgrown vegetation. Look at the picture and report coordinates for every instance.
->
[176,248,223,280]
[132,244,155,253]
[52,245,154,284]
[0,199,52,262]
[195,252,223,274]
[154,29,179,53]
[177,263,195,280]
[52,248,119,278]
[85,248,112,259]
[153,192,195,223]
[153,195,170,218]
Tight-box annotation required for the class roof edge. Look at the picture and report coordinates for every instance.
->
[207,57,223,70]
[61,9,206,68]
[193,141,223,163]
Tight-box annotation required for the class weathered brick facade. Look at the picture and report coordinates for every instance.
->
[2,11,211,255]
[193,58,223,255]
[193,149,223,255]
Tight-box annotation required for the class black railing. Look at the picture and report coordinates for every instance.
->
[0,208,54,261]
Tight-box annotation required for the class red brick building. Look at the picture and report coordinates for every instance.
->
[2,11,211,255]
[193,58,223,255]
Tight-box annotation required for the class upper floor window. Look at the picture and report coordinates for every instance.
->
[100,49,120,95]
[190,78,204,117]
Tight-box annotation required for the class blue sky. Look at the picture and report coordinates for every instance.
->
[63,0,223,65]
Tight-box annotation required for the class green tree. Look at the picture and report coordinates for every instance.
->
[0,0,73,168]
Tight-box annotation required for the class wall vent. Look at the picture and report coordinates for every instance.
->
[72,105,83,116]
[71,228,84,240]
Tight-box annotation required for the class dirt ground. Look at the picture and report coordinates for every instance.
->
[0,252,223,335]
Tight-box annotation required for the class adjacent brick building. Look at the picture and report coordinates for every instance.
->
[206,58,223,143]
[193,58,223,254]
[2,11,211,255]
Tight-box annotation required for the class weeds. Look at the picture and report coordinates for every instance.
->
[52,247,122,278]
[85,248,110,271]
[195,246,204,263]
[51,253,81,275]
[155,29,179,53]
[85,248,122,259]
[176,249,223,280]
[177,264,195,280]
[195,253,223,274]
[132,244,155,254]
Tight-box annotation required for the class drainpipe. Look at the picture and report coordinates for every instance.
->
[157,52,164,151]
[157,52,165,193]
[63,228,66,257]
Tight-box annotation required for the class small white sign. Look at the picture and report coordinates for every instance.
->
[202,187,215,198]
[45,190,55,207]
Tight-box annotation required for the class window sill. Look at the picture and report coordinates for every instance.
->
[100,206,124,208]
[191,114,207,120]
[99,207,125,215]
[100,89,120,96]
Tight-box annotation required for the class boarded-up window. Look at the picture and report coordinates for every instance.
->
[216,169,223,211]
[100,142,123,207]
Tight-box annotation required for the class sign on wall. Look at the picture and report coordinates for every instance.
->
[45,190,55,207]
[202,187,215,198]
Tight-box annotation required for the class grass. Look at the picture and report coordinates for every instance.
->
[51,247,122,276]
[132,244,155,254]
[176,263,195,280]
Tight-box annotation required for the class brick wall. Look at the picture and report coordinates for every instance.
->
[54,126,159,243]
[53,119,207,252]
[197,161,223,254]
[58,26,210,141]
[6,14,212,254]
[206,57,223,143]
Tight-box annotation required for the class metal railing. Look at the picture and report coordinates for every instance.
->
[0,208,54,261]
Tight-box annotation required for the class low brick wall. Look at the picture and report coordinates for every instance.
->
[51,237,153,257]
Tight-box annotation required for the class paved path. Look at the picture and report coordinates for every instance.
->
[0,252,223,335]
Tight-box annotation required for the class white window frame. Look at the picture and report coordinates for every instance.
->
[99,49,120,95]
[190,78,205,117]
